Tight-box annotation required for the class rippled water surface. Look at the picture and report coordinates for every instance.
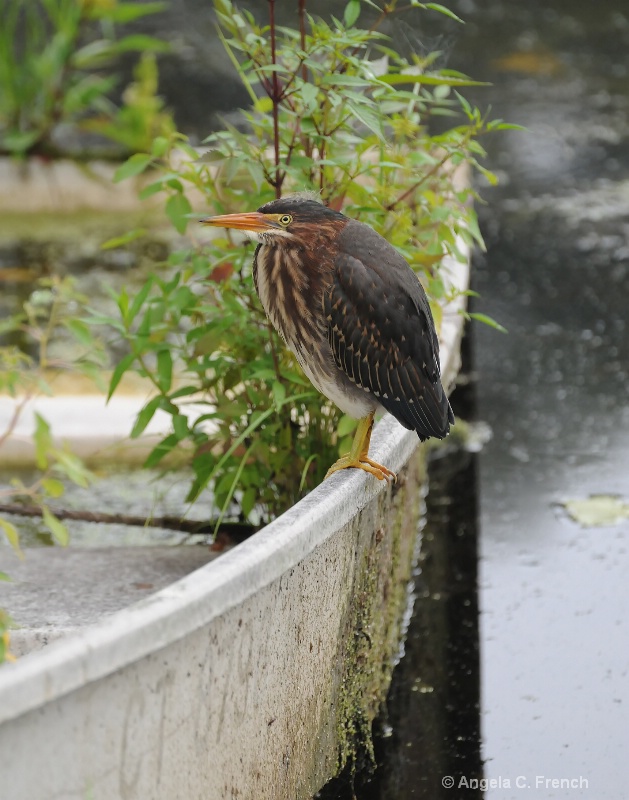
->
[458,1,629,797]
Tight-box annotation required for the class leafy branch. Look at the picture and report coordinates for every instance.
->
[103,0,508,524]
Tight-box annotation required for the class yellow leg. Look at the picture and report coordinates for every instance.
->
[325,412,397,482]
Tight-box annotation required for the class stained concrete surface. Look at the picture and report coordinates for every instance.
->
[0,465,221,655]
[3,546,217,656]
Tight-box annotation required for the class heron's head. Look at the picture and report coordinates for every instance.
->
[200,194,345,246]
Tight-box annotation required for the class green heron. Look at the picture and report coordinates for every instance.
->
[201,193,453,481]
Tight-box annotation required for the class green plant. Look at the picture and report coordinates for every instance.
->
[106,0,512,526]
[0,278,102,547]
[82,51,176,154]
[0,0,170,157]
[0,609,15,664]
[0,275,105,663]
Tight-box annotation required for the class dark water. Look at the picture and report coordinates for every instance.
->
[364,444,483,800]
[454,2,629,798]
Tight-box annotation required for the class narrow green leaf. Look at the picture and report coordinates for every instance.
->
[101,228,148,250]
[299,453,318,493]
[254,97,273,113]
[127,277,154,325]
[151,136,169,157]
[166,193,192,235]
[299,83,319,113]
[131,396,162,439]
[143,433,179,468]
[172,413,189,439]
[53,451,92,489]
[139,181,165,201]
[63,319,93,347]
[41,478,65,498]
[118,287,130,322]
[467,312,507,333]
[379,73,489,87]
[110,34,171,54]
[344,0,361,28]
[454,89,472,116]
[213,444,253,538]
[241,486,258,519]
[425,3,464,23]
[113,153,152,183]
[0,572,11,582]
[33,413,52,470]
[108,352,136,401]
[347,101,385,141]
[0,518,22,557]
[271,381,286,411]
[42,507,69,546]
[493,122,527,131]
[156,349,173,392]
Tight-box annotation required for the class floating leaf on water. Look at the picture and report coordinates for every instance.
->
[562,495,629,528]
[492,50,564,77]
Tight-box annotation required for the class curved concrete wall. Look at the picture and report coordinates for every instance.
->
[0,256,467,800]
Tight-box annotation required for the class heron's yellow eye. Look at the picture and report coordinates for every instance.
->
[279,214,292,226]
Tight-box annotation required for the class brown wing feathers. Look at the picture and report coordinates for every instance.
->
[325,232,453,440]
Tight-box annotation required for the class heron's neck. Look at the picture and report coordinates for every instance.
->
[253,242,325,348]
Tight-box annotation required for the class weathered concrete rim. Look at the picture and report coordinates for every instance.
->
[0,250,468,727]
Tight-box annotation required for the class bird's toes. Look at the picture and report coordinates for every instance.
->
[361,456,397,483]
[324,455,396,483]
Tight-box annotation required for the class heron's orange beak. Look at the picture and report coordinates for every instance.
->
[200,212,280,232]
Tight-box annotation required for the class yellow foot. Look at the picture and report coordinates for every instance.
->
[325,455,397,483]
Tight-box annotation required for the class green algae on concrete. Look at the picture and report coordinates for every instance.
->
[310,449,428,789]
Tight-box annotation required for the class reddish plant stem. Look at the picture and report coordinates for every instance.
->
[0,395,30,450]
[385,151,452,211]
[298,0,308,82]
[268,0,283,197]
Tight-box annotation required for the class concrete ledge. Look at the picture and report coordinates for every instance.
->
[0,426,428,799]
[3,547,218,658]
[0,251,468,798]
[0,158,156,213]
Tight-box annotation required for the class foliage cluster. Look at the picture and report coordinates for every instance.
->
[105,0,513,527]
[0,0,515,663]
[0,275,109,662]
[0,0,172,157]
[0,277,103,558]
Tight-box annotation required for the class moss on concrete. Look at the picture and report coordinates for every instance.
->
[332,447,428,778]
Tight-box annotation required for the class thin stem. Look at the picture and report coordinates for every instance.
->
[268,0,283,197]
[0,394,31,450]
[284,118,303,169]
[0,501,256,536]
[298,0,308,83]
[385,150,452,211]
[39,285,62,370]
